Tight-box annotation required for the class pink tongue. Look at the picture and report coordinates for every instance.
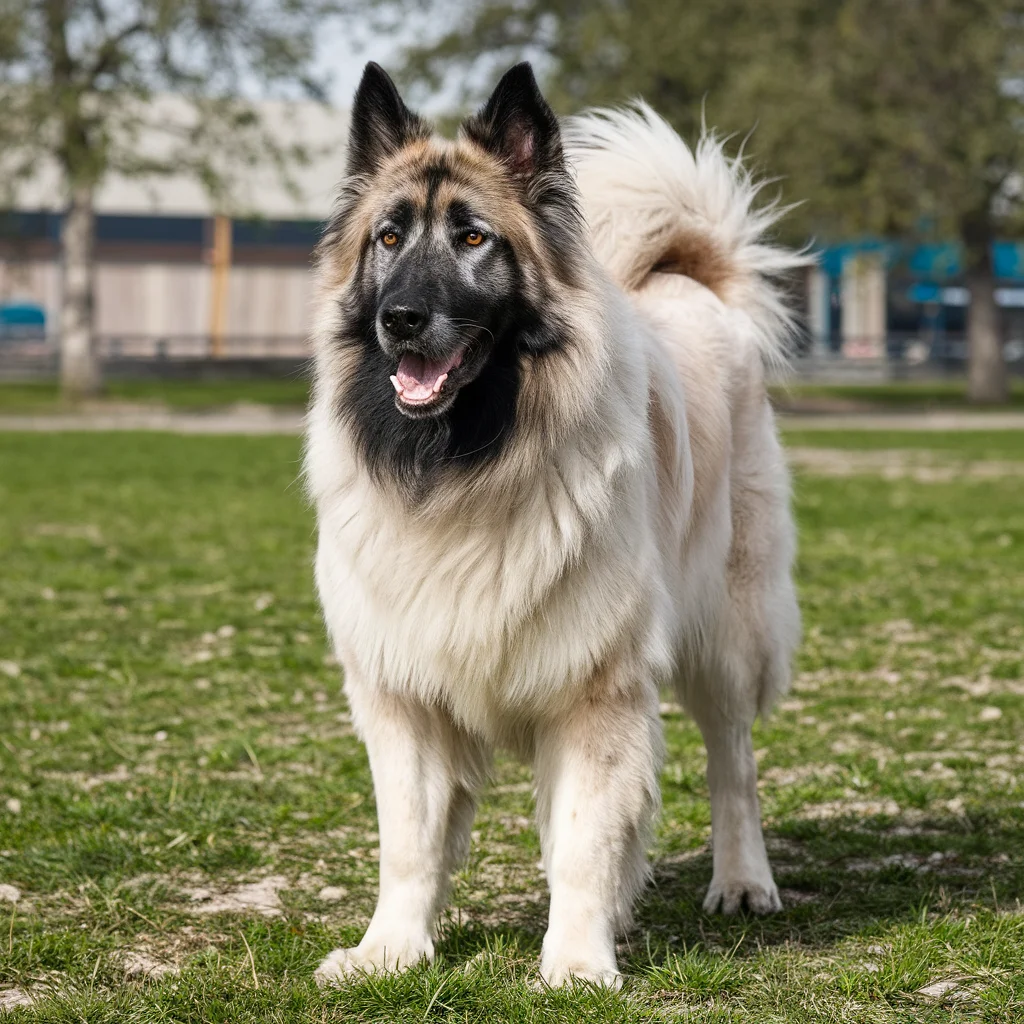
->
[395,350,462,402]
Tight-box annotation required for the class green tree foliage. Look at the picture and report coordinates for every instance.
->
[403,0,1024,402]
[0,0,342,398]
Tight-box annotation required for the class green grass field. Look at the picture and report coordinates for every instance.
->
[1,429,1022,1022]
[771,379,1024,412]
[0,379,311,413]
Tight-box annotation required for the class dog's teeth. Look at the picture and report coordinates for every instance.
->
[433,374,448,393]
[389,375,403,394]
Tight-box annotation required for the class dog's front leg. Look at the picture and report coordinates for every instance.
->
[316,686,489,984]
[533,681,663,987]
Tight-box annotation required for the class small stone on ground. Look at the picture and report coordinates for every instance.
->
[0,989,33,1011]
[317,885,347,902]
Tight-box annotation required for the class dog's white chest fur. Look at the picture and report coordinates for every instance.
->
[307,402,669,736]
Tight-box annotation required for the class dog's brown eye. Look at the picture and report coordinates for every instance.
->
[465,231,484,246]
[382,232,398,246]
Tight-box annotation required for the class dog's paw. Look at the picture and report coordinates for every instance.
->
[314,937,433,987]
[539,951,623,990]
[314,947,362,987]
[703,877,782,916]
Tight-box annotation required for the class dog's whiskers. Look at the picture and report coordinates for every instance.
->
[449,320,495,342]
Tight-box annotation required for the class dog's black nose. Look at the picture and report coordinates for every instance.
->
[380,304,428,341]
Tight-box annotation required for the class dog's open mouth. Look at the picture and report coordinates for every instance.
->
[390,348,465,407]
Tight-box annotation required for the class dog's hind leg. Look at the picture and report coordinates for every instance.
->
[682,428,799,916]
[315,684,489,984]
[679,395,798,917]
[533,676,663,987]
[686,680,781,915]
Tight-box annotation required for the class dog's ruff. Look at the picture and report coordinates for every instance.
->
[306,66,807,987]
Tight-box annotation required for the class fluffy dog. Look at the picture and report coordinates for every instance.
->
[305,60,806,987]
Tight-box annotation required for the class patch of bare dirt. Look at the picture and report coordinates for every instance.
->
[39,765,131,790]
[787,447,1024,481]
[779,888,819,904]
[793,666,907,693]
[943,675,1024,698]
[656,845,710,868]
[183,874,288,917]
[762,764,843,787]
[799,798,901,820]
[844,851,979,875]
[121,950,180,979]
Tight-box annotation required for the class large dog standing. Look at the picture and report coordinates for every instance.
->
[305,61,806,987]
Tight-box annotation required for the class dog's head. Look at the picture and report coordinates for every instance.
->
[319,62,585,483]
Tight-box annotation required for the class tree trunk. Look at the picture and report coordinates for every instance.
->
[966,269,1006,404]
[59,183,100,399]
[962,212,1008,405]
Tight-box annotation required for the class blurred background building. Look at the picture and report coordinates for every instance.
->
[9,172,1024,374]
[3,0,1022,400]
[0,96,347,373]
[809,242,1024,366]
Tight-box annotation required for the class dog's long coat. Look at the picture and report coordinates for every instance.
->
[306,63,807,986]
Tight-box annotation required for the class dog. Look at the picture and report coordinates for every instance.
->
[305,61,806,987]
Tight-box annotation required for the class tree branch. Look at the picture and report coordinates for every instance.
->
[87,18,149,84]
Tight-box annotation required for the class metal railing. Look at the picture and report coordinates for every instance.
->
[801,330,1024,363]
[3,331,1024,382]
[0,334,312,378]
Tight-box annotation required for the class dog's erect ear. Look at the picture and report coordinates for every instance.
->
[347,62,429,177]
[462,63,563,180]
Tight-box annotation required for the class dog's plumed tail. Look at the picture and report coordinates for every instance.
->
[565,103,812,365]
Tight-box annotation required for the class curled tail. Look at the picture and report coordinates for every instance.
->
[564,103,812,365]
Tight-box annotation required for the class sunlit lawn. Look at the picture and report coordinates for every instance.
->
[1,429,1022,1022]
[0,378,310,413]
[771,379,1024,411]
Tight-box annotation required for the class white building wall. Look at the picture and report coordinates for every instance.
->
[841,254,887,357]
[96,263,210,338]
[2,255,312,355]
[228,266,312,342]
[0,259,61,313]
[2,94,340,357]
[806,266,830,354]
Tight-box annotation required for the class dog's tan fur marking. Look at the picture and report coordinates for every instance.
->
[653,232,732,298]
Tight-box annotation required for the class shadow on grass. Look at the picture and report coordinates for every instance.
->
[627,809,1024,964]
[429,808,1024,976]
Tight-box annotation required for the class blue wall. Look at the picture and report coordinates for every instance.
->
[820,240,1024,281]
[1,211,323,250]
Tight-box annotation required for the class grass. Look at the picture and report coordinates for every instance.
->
[782,429,1024,459]
[770,379,1024,412]
[0,428,1022,1022]
[0,378,310,413]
